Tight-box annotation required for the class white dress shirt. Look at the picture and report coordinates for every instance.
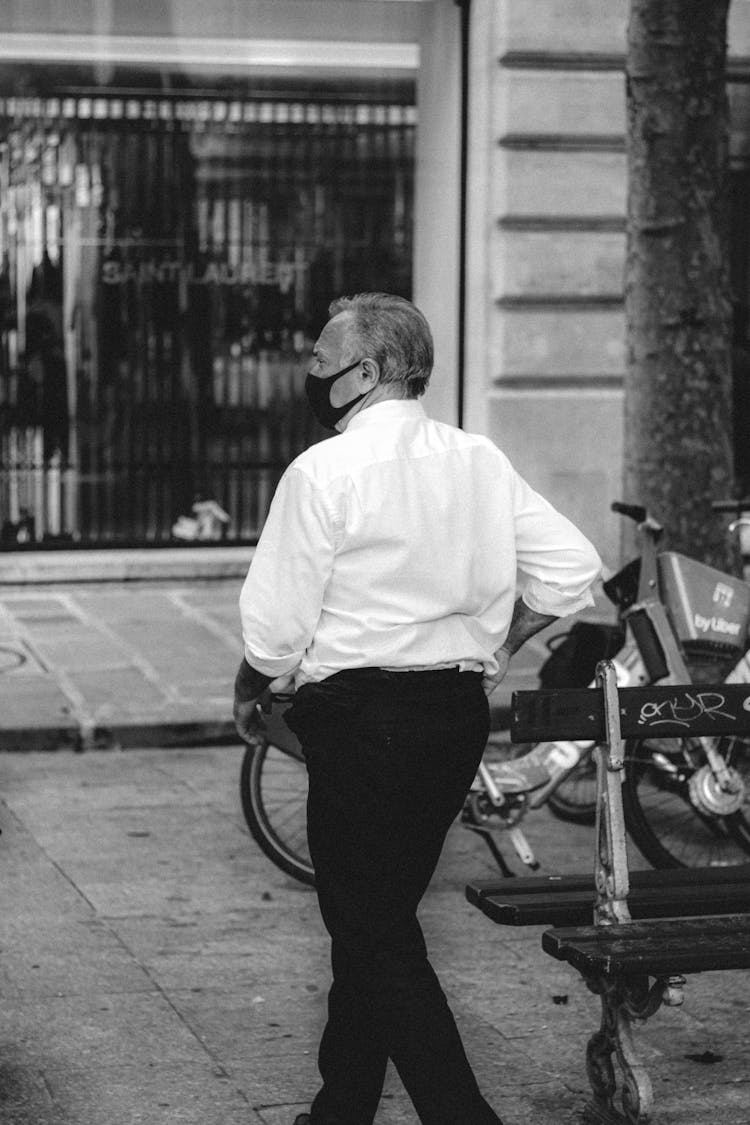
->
[239,399,602,688]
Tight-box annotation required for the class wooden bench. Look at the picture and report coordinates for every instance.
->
[466,662,750,1125]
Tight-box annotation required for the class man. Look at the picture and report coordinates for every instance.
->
[234,293,602,1125]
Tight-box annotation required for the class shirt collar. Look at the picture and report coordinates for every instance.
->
[344,398,426,433]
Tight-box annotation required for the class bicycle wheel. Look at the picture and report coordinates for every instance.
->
[239,736,315,886]
[547,756,598,825]
[622,734,750,868]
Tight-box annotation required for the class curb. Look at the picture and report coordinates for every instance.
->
[0,725,81,753]
[102,719,239,750]
[0,718,240,753]
[0,546,254,585]
[0,707,512,752]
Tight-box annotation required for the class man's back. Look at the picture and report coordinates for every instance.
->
[241,399,599,686]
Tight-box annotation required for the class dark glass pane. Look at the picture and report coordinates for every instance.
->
[0,71,416,545]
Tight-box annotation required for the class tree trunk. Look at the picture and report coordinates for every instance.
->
[624,0,734,569]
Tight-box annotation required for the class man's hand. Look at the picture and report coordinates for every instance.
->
[233,694,265,744]
[233,658,274,743]
[483,599,561,696]
[482,646,511,697]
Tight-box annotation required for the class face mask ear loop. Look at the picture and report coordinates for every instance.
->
[344,359,381,420]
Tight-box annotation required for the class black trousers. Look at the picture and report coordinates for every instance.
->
[285,667,503,1125]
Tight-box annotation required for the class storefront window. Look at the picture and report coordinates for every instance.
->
[0,70,415,546]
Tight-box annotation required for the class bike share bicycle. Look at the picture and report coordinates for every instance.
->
[239,500,750,884]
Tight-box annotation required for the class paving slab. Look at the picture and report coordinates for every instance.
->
[0,675,78,741]
[4,991,210,1071]
[0,581,244,750]
[2,1057,266,1125]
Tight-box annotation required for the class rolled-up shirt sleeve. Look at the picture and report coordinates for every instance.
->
[510,468,602,618]
[239,466,336,679]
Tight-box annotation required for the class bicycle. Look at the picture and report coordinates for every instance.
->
[614,499,750,868]
[239,698,313,884]
[238,499,750,883]
[475,499,750,869]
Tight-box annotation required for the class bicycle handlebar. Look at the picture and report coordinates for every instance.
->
[611,501,647,523]
[614,498,750,521]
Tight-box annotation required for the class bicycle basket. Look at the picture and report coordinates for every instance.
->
[657,552,750,652]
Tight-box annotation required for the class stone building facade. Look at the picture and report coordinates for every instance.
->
[2,0,749,566]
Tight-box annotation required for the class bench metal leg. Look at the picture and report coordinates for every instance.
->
[584,974,654,1124]
[581,972,684,1125]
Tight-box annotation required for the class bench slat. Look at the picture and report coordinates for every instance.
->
[467,863,750,905]
[543,914,750,975]
[471,881,750,927]
[511,683,750,742]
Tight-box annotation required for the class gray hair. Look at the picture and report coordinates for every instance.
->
[328,292,433,397]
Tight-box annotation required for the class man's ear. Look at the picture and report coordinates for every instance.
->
[360,357,380,386]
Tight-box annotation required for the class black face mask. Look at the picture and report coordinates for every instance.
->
[304,359,369,431]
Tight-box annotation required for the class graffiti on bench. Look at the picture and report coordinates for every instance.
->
[512,680,750,742]
[637,691,741,730]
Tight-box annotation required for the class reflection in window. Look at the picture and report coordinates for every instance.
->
[0,81,415,545]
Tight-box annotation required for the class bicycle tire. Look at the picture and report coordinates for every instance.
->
[622,734,750,868]
[547,757,598,825]
[239,736,315,886]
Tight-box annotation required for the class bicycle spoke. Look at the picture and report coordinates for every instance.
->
[623,736,750,868]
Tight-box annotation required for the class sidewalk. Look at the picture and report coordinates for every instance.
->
[1,745,748,1125]
[0,579,246,751]
[0,573,614,752]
